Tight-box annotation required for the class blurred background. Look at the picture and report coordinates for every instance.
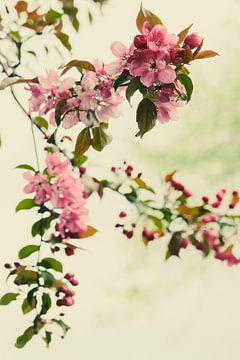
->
[1,0,240,359]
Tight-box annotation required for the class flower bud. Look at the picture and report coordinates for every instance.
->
[184,32,202,49]
[70,278,79,286]
[4,263,11,269]
[65,247,75,256]
[119,211,127,218]
[134,35,147,49]
[64,272,75,280]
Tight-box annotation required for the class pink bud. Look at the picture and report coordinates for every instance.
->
[134,35,147,49]
[63,296,75,306]
[119,211,127,218]
[58,285,75,297]
[65,247,75,256]
[123,230,133,239]
[142,228,154,241]
[64,272,75,280]
[200,213,218,223]
[111,167,116,172]
[183,189,192,198]
[70,278,79,286]
[79,166,86,175]
[202,196,209,204]
[181,239,189,249]
[203,229,219,244]
[216,189,226,201]
[4,263,11,269]
[212,200,221,208]
[184,32,202,49]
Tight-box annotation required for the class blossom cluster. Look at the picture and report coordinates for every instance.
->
[24,152,88,242]
[27,63,123,130]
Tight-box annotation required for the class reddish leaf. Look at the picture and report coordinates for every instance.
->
[177,24,193,45]
[194,50,219,60]
[61,59,96,75]
[79,226,97,238]
[136,7,163,33]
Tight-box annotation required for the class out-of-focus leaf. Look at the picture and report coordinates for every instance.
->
[55,32,72,51]
[74,127,91,160]
[15,326,35,349]
[14,270,38,286]
[52,319,70,337]
[34,116,49,130]
[40,293,52,315]
[91,123,112,151]
[61,0,79,31]
[79,226,97,238]
[61,59,95,75]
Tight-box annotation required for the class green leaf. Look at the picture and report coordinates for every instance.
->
[47,131,57,145]
[0,292,19,305]
[55,99,67,126]
[55,32,72,51]
[136,98,157,138]
[91,123,112,152]
[14,270,38,286]
[41,271,56,287]
[40,293,52,315]
[16,199,37,212]
[74,127,91,160]
[148,215,163,229]
[46,9,62,24]
[73,154,88,166]
[22,296,37,314]
[15,326,35,349]
[177,73,193,102]
[167,232,183,259]
[43,331,52,347]
[16,164,36,172]
[39,257,63,273]
[114,75,131,91]
[126,77,142,105]
[34,116,49,130]
[18,245,40,260]
[32,214,58,237]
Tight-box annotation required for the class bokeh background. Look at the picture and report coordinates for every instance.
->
[1,0,240,359]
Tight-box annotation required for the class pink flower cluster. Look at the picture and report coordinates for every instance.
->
[24,152,88,239]
[107,21,202,123]
[27,63,123,130]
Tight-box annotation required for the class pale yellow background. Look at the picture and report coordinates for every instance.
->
[0,0,240,359]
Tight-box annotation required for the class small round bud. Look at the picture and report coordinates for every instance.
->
[4,263,11,269]
[65,247,75,256]
[70,278,79,286]
[119,211,127,218]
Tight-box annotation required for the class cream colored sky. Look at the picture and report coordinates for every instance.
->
[0,0,240,359]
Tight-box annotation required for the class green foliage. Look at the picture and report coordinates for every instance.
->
[0,292,19,305]
[22,296,37,314]
[91,123,112,151]
[55,99,67,126]
[136,98,157,138]
[114,74,132,91]
[74,127,91,160]
[15,326,35,349]
[14,270,38,286]
[18,245,40,260]
[177,73,193,102]
[41,271,56,287]
[39,257,63,273]
[126,77,144,105]
[60,0,80,31]
[46,9,62,24]
[31,214,58,237]
[34,117,49,130]
[16,199,37,212]
[16,164,36,172]
[40,293,52,315]
[55,32,72,51]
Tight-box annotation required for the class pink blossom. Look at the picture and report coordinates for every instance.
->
[215,251,240,266]
[200,213,218,223]
[146,25,178,52]
[51,175,85,209]
[184,32,202,49]
[105,41,130,75]
[23,171,51,204]
[203,229,219,245]
[129,49,176,87]
[46,152,71,176]
[56,207,88,239]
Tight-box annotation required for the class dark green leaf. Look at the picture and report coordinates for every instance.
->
[74,127,91,160]
[18,245,40,260]
[148,215,163,229]
[136,98,157,138]
[126,77,142,105]
[15,326,35,349]
[167,232,183,259]
[16,199,37,212]
[31,214,58,237]
[177,73,193,102]
[91,123,112,152]
[16,164,36,172]
[55,99,67,126]
[114,75,131,91]
[40,293,52,315]
[39,257,63,273]
[41,271,56,287]
[47,131,57,145]
[56,32,72,51]
[0,292,19,305]
[43,331,52,347]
